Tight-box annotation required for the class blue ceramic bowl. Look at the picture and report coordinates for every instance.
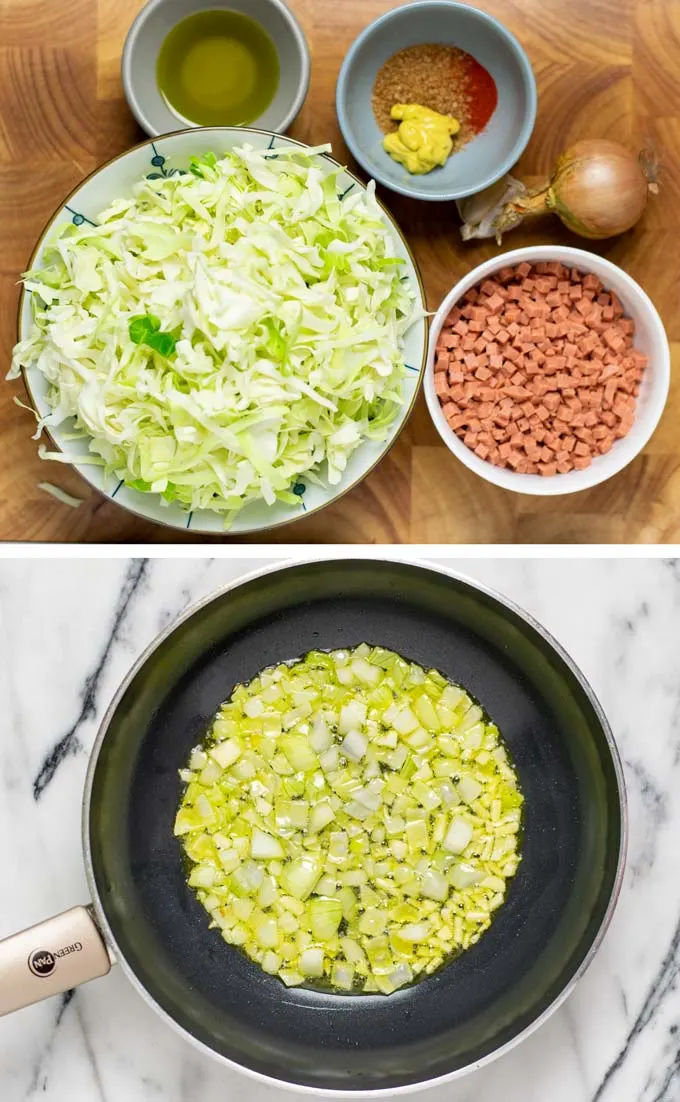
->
[336,1,537,201]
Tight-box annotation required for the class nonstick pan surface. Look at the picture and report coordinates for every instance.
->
[85,559,625,1094]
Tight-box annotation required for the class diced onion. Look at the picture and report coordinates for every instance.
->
[319,746,340,773]
[332,961,355,990]
[392,708,419,736]
[457,777,483,804]
[309,802,335,833]
[310,717,332,753]
[450,863,484,890]
[421,871,449,902]
[340,729,368,762]
[262,951,282,974]
[339,701,367,734]
[196,795,214,821]
[351,658,381,685]
[255,918,279,949]
[399,923,430,943]
[300,948,324,977]
[310,897,343,940]
[386,962,413,991]
[280,856,322,900]
[251,827,284,860]
[176,646,523,995]
[198,759,221,785]
[244,699,265,719]
[210,740,241,769]
[444,818,473,855]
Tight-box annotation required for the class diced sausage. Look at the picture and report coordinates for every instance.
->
[434,261,646,478]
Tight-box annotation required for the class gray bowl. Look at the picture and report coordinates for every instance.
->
[336,0,537,201]
[122,0,310,136]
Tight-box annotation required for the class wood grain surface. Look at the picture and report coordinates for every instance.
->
[0,0,678,544]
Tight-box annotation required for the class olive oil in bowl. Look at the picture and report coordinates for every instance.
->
[156,9,280,127]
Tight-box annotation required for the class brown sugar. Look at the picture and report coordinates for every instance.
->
[372,44,476,150]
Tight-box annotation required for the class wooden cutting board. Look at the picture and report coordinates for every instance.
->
[0,0,677,543]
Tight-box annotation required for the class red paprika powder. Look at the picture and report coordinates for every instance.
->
[462,55,498,134]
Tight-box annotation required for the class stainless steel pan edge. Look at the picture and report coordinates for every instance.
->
[81,554,628,1098]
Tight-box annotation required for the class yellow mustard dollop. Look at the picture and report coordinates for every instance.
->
[383,104,461,175]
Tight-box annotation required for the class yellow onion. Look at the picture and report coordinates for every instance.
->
[542,139,651,238]
[458,139,657,243]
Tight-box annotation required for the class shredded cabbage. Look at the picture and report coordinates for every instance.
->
[175,645,523,994]
[37,481,84,507]
[11,146,420,523]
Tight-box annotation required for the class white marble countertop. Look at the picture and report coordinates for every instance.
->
[1,554,679,1102]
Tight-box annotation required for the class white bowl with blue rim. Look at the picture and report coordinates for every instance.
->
[16,128,427,536]
[336,0,537,202]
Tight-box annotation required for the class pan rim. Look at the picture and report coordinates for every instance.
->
[82,554,628,1097]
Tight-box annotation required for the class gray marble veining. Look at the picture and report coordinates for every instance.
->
[1,556,679,1102]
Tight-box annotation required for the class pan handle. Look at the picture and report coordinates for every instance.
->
[0,905,113,1015]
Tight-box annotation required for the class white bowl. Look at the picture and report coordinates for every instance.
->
[17,128,427,535]
[122,0,311,137]
[424,245,670,495]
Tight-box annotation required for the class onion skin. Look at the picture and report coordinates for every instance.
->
[547,139,650,239]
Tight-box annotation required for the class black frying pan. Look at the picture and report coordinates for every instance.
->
[0,559,626,1094]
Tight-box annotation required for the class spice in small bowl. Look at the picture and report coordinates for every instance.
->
[373,43,498,175]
